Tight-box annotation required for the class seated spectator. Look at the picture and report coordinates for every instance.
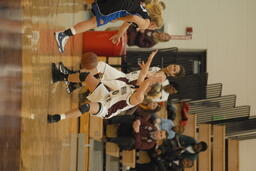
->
[127,24,171,48]
[154,134,208,161]
[155,118,176,140]
[105,114,168,150]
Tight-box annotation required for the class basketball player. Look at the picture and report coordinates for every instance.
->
[58,52,185,96]
[54,0,164,53]
[48,50,163,123]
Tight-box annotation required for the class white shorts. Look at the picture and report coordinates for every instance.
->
[96,61,127,90]
[97,61,126,80]
[87,82,135,119]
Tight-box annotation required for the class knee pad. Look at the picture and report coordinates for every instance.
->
[79,72,89,82]
[79,103,90,114]
[93,102,107,118]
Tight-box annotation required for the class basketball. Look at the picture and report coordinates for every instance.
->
[81,52,98,69]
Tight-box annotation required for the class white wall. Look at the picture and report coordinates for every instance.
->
[160,0,256,170]
[240,139,256,171]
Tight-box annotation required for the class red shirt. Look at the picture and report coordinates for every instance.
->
[133,115,157,150]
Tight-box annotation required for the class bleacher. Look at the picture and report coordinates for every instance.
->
[76,53,240,171]
[89,102,239,171]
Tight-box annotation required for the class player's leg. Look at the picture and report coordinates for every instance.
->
[52,63,100,92]
[54,17,97,53]
[66,82,82,94]
[47,102,101,123]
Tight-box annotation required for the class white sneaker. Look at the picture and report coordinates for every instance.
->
[54,31,69,53]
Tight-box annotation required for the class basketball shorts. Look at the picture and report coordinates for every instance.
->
[92,3,130,26]
[87,82,135,119]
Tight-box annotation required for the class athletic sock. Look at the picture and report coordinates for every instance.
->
[64,27,76,36]
[60,114,66,120]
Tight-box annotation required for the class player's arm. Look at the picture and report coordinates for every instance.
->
[109,22,131,45]
[129,78,151,106]
[136,50,158,86]
[110,15,150,45]
[118,15,150,30]
[130,72,163,105]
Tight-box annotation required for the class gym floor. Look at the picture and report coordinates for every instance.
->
[0,0,96,170]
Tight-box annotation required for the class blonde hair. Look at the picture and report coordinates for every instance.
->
[147,83,162,98]
[153,32,172,43]
[159,1,166,10]
[146,3,164,28]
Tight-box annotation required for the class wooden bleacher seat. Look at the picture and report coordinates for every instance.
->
[105,124,120,157]
[85,0,94,4]
[183,114,197,137]
[198,124,212,171]
[183,114,197,171]
[89,116,103,141]
[121,150,136,168]
[106,142,119,157]
[227,139,239,171]
[212,125,226,171]
[136,151,151,164]
[105,123,136,168]
[106,124,118,137]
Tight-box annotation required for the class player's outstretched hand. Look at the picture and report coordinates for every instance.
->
[109,32,123,45]
[138,49,158,74]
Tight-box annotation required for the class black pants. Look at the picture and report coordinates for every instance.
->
[134,162,159,171]
[108,115,136,150]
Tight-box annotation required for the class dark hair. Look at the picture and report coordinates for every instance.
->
[199,141,208,152]
[160,64,185,78]
[163,84,178,95]
[169,82,179,90]
[175,65,185,78]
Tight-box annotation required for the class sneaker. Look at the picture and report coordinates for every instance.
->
[59,62,73,74]
[47,114,61,123]
[66,82,80,94]
[54,31,69,53]
[52,63,68,83]
[79,91,90,103]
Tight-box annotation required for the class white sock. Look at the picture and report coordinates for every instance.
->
[60,114,66,120]
[70,27,76,35]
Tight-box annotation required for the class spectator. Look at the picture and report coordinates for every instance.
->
[105,114,168,150]
[156,134,208,161]
[127,24,171,48]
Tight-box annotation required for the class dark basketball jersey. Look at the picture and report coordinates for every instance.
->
[96,0,150,19]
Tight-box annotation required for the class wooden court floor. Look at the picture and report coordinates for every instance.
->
[0,0,92,171]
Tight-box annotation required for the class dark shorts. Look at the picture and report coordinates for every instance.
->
[92,2,130,26]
